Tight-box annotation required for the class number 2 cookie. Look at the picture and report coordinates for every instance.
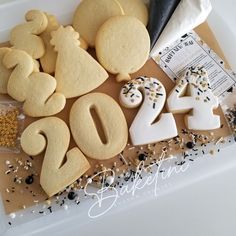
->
[0,47,12,94]
[3,49,66,117]
[10,10,48,59]
[21,117,90,197]
[95,16,150,82]
[120,76,178,146]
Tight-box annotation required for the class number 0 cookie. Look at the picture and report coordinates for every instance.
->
[95,16,150,82]
[72,0,124,47]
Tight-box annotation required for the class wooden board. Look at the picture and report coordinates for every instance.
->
[0,22,232,214]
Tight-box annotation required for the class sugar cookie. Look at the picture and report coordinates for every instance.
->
[72,0,124,47]
[79,36,89,51]
[10,10,48,59]
[0,47,12,94]
[40,13,60,74]
[0,48,40,94]
[70,93,128,160]
[3,49,66,117]
[95,16,150,82]
[21,117,90,197]
[116,0,148,26]
[120,76,178,146]
[167,67,221,130]
[51,26,108,98]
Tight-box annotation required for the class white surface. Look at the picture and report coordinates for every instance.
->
[0,0,236,235]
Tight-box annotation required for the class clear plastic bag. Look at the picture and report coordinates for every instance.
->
[0,100,25,153]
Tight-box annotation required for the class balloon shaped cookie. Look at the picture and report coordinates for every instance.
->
[117,0,148,26]
[73,0,124,47]
[51,26,109,98]
[3,49,66,117]
[10,10,48,59]
[95,16,150,82]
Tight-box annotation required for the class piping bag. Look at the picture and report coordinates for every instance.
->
[149,0,212,58]
[147,0,181,49]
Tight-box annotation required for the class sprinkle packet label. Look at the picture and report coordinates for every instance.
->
[153,31,236,100]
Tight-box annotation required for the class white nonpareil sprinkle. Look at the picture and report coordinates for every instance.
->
[9,213,16,219]
[106,176,115,185]
[63,205,68,210]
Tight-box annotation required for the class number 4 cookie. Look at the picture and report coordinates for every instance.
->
[167,67,221,130]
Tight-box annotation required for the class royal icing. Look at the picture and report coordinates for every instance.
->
[120,76,178,146]
[167,67,221,130]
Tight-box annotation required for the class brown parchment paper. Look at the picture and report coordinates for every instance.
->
[0,22,232,214]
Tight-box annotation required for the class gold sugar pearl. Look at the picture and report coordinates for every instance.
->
[0,107,20,149]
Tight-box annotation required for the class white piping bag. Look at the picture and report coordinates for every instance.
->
[150,0,212,57]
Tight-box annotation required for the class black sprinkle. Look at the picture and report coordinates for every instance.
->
[177,161,186,166]
[138,153,147,161]
[8,222,12,225]
[227,87,233,93]
[186,142,195,149]
[156,93,163,96]
[48,207,52,213]
[25,175,34,185]
[39,211,44,214]
[153,103,156,109]
[175,89,179,93]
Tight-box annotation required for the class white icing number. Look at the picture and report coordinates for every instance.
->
[120,76,178,146]
[167,67,220,130]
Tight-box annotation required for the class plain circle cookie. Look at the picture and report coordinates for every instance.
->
[72,0,124,47]
[116,0,148,26]
[95,16,150,82]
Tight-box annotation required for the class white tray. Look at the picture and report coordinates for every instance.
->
[0,0,236,235]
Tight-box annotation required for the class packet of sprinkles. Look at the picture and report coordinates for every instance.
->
[0,101,25,153]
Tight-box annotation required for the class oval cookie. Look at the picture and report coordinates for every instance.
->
[95,16,150,82]
[72,0,124,47]
[117,0,148,26]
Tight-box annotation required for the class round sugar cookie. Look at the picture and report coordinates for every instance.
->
[73,0,124,47]
[95,16,150,82]
[117,0,148,26]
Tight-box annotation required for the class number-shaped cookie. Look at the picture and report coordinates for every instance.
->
[40,13,60,74]
[21,117,90,197]
[0,47,12,94]
[10,10,48,59]
[167,67,221,130]
[3,49,66,117]
[51,26,109,98]
[120,76,178,146]
[70,93,128,160]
